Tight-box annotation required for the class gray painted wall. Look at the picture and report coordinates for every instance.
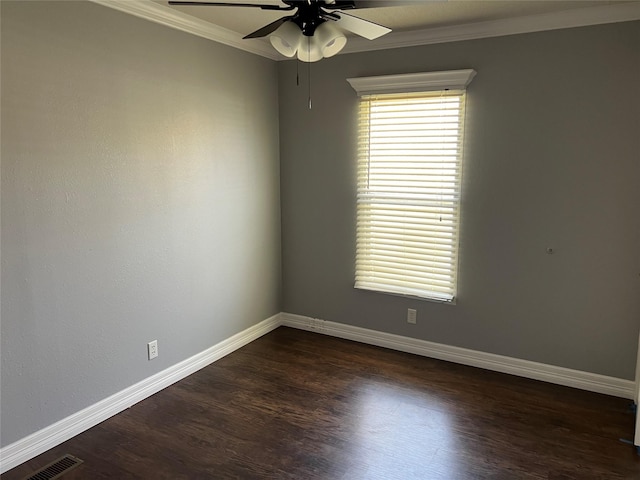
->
[1,1,281,447]
[1,0,639,453]
[279,21,640,380]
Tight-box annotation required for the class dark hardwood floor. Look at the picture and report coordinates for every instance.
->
[3,327,639,479]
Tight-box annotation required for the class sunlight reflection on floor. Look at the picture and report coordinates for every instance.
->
[343,379,461,479]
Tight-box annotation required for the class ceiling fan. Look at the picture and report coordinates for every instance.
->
[167,0,394,62]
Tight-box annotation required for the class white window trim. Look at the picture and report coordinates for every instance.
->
[348,69,476,304]
[347,69,477,96]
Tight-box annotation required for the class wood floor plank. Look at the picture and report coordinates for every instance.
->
[3,327,639,479]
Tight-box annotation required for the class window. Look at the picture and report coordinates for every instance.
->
[347,70,476,303]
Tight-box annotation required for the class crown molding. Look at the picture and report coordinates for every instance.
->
[342,2,640,54]
[90,0,280,60]
[91,1,640,61]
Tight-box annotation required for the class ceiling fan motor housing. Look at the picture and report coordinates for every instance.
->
[284,0,344,37]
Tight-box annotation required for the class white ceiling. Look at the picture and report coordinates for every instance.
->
[155,0,623,34]
[96,0,640,59]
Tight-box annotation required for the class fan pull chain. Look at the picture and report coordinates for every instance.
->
[307,36,312,110]
[308,61,312,110]
[296,58,299,86]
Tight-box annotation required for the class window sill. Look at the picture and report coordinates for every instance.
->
[354,285,457,306]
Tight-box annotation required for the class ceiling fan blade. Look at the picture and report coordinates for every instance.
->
[321,1,355,9]
[332,11,391,40]
[243,16,293,39]
[167,1,294,11]
[352,0,429,7]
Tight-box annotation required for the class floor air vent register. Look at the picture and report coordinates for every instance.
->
[22,454,83,480]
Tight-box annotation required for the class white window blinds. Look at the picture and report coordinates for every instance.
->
[355,90,467,302]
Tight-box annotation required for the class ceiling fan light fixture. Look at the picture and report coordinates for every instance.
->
[297,36,323,62]
[314,21,346,58]
[270,21,303,58]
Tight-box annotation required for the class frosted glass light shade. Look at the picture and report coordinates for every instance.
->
[270,22,302,57]
[297,36,323,62]
[314,21,346,58]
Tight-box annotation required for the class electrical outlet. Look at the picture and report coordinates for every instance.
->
[147,340,158,360]
[407,308,417,324]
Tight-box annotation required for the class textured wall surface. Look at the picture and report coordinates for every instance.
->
[279,21,640,380]
[2,0,639,454]
[1,1,281,447]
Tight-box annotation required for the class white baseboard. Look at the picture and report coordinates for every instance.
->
[0,314,281,474]
[280,313,635,400]
[2,311,634,473]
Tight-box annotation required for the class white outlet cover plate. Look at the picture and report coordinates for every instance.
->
[148,340,158,360]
